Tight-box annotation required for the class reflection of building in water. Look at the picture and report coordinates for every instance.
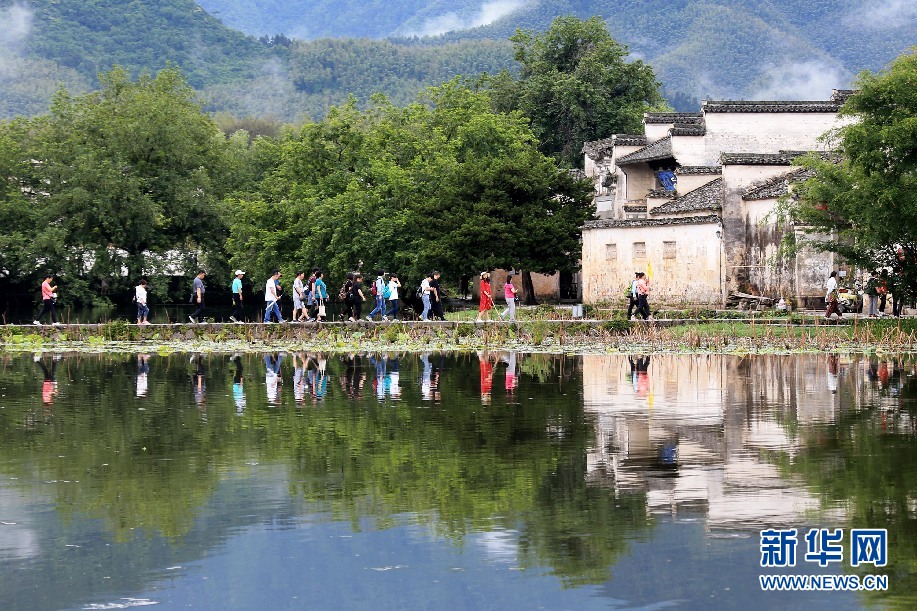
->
[583,355,857,529]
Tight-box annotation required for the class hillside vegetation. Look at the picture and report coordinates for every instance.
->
[1,0,912,119]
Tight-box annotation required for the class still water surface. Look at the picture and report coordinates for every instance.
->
[0,352,914,610]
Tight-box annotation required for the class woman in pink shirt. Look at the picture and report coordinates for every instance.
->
[34,274,59,326]
[500,274,518,322]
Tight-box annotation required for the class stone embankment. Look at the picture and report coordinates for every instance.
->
[2,318,915,355]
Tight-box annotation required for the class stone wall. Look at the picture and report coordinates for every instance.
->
[582,219,723,305]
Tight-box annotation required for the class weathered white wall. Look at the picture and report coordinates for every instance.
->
[674,173,719,194]
[703,112,841,166]
[621,165,656,202]
[582,221,722,305]
[671,135,706,166]
[645,123,671,143]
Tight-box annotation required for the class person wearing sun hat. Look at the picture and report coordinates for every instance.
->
[230,270,245,323]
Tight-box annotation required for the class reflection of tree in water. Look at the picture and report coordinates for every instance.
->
[775,356,917,608]
[0,355,231,542]
[0,352,649,584]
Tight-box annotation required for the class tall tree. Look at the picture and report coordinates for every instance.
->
[2,67,235,303]
[787,48,917,297]
[227,83,594,301]
[491,16,667,169]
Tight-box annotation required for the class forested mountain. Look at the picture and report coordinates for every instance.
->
[1,0,912,120]
[198,0,915,105]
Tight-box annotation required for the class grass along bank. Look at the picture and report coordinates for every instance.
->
[1,318,916,355]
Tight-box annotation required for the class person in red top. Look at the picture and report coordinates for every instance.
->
[635,272,651,321]
[34,274,60,326]
[475,271,494,322]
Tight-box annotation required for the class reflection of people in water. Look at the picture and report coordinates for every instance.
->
[371,353,387,401]
[421,352,433,401]
[232,354,246,414]
[826,353,839,395]
[479,351,495,405]
[340,354,365,400]
[265,353,283,405]
[293,352,307,405]
[503,351,518,396]
[34,354,59,406]
[387,355,401,400]
[629,355,650,398]
[191,354,206,407]
[308,353,328,402]
[136,353,150,398]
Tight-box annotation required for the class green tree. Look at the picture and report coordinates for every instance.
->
[226,83,594,299]
[787,49,917,297]
[492,16,667,168]
[2,67,236,303]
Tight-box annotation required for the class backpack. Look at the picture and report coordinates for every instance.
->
[382,282,392,299]
[416,284,424,299]
[338,283,349,302]
[370,279,379,297]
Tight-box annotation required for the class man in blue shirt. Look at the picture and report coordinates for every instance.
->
[230,270,245,323]
[189,270,206,323]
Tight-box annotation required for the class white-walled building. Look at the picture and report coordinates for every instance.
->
[581,91,854,307]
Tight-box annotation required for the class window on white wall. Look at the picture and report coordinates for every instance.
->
[633,242,646,259]
[605,243,617,260]
[663,241,677,259]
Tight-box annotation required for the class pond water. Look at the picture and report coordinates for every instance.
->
[0,352,914,610]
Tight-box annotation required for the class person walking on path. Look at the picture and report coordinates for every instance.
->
[189,270,206,323]
[351,274,366,321]
[230,270,245,323]
[292,271,307,322]
[386,273,401,321]
[430,271,445,320]
[135,279,150,325]
[367,270,388,321]
[305,268,319,321]
[312,270,328,322]
[627,272,639,320]
[825,271,843,320]
[34,274,60,326]
[865,271,880,317]
[420,273,433,321]
[879,269,890,315]
[475,272,493,323]
[500,274,518,321]
[635,272,651,320]
[341,273,355,321]
[264,270,284,323]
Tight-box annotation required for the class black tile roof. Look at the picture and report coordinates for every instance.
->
[645,112,704,124]
[613,134,648,146]
[651,178,723,215]
[720,150,812,165]
[671,125,706,136]
[584,214,721,229]
[582,134,646,158]
[677,166,721,175]
[742,168,815,200]
[703,100,843,113]
[647,189,676,199]
[617,136,673,165]
[623,205,647,212]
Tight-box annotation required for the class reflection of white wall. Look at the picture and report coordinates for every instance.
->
[583,354,849,529]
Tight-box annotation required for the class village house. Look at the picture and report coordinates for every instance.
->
[581,91,854,308]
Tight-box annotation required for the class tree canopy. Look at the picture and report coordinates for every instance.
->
[787,48,917,295]
[489,16,667,168]
[226,81,594,289]
[0,67,239,304]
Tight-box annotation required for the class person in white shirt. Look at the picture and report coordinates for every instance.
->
[387,273,402,320]
[135,279,149,325]
[264,269,284,323]
[420,273,433,321]
[367,270,388,321]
